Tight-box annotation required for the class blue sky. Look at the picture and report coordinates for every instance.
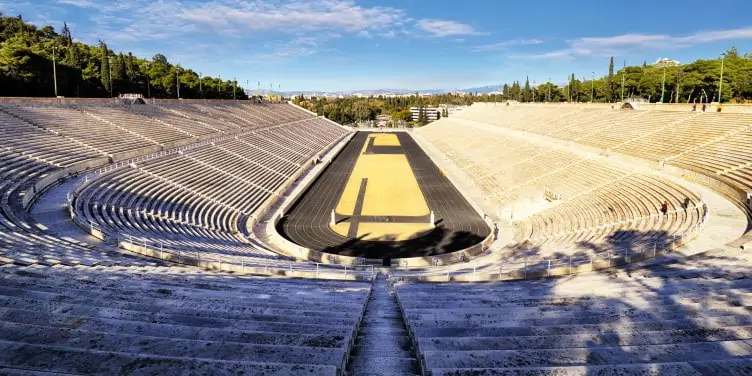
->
[3,0,752,91]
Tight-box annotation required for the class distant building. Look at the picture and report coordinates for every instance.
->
[438,104,469,117]
[653,58,681,68]
[410,107,440,122]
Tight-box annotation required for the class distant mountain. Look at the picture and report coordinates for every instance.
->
[459,85,504,94]
[247,84,508,97]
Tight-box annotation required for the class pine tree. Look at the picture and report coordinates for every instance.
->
[100,41,111,96]
[608,56,615,102]
[111,53,125,95]
[60,22,72,47]
[65,42,81,68]
[523,77,531,102]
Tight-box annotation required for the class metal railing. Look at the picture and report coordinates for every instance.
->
[70,210,375,280]
[394,204,709,282]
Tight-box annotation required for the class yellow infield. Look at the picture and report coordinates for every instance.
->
[331,133,431,240]
[371,133,401,146]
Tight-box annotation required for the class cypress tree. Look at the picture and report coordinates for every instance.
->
[111,53,126,95]
[100,41,111,96]
[523,77,531,102]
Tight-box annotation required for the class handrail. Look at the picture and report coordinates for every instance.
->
[395,202,709,281]
[67,202,375,280]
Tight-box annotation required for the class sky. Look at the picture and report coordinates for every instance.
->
[2,0,752,92]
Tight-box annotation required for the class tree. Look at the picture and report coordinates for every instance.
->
[111,53,125,95]
[99,41,110,96]
[392,109,412,122]
[523,77,532,102]
[607,56,615,102]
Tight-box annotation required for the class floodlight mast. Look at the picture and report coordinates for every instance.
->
[620,60,626,103]
[660,66,666,103]
[718,54,725,103]
[107,55,113,98]
[52,46,59,97]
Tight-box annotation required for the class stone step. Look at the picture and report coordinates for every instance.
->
[351,349,414,359]
[421,340,752,369]
[0,367,83,375]
[0,314,353,348]
[362,316,403,324]
[355,335,411,349]
[0,321,347,369]
[358,326,408,335]
[0,295,356,328]
[689,358,752,375]
[416,325,752,351]
[0,285,365,317]
[405,305,751,329]
[428,362,703,375]
[0,306,354,336]
[0,340,338,376]
[347,356,419,374]
[411,314,752,338]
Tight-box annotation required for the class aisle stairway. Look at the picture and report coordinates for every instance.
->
[346,273,420,375]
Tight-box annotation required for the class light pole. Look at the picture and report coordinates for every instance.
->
[718,54,725,103]
[233,77,237,100]
[107,55,113,98]
[199,72,202,98]
[660,66,666,103]
[547,77,551,102]
[620,60,626,103]
[218,75,222,99]
[590,72,595,103]
[144,62,151,99]
[176,67,180,99]
[51,46,59,97]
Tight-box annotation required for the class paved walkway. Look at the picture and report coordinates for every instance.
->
[30,179,117,251]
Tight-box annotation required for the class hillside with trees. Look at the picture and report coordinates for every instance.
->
[296,48,751,125]
[292,93,503,125]
[0,14,246,99]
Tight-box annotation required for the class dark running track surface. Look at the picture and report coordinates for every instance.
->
[277,131,490,259]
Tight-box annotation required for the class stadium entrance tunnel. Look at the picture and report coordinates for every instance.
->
[276,131,491,261]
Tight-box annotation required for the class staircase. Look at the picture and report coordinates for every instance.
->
[346,273,420,376]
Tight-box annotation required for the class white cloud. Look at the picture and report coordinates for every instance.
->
[11,0,485,68]
[56,0,95,7]
[416,19,484,37]
[473,38,543,52]
[178,0,408,36]
[522,27,752,59]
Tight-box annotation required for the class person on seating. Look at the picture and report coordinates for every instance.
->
[717,104,723,113]
[661,201,669,216]
[702,104,707,112]
[692,103,697,112]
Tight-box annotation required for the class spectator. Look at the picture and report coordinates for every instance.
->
[692,103,697,112]
[717,104,723,113]
[702,104,707,112]
[660,201,669,216]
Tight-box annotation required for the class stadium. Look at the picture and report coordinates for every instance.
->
[2,4,752,376]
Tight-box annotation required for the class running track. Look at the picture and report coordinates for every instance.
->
[277,131,490,259]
